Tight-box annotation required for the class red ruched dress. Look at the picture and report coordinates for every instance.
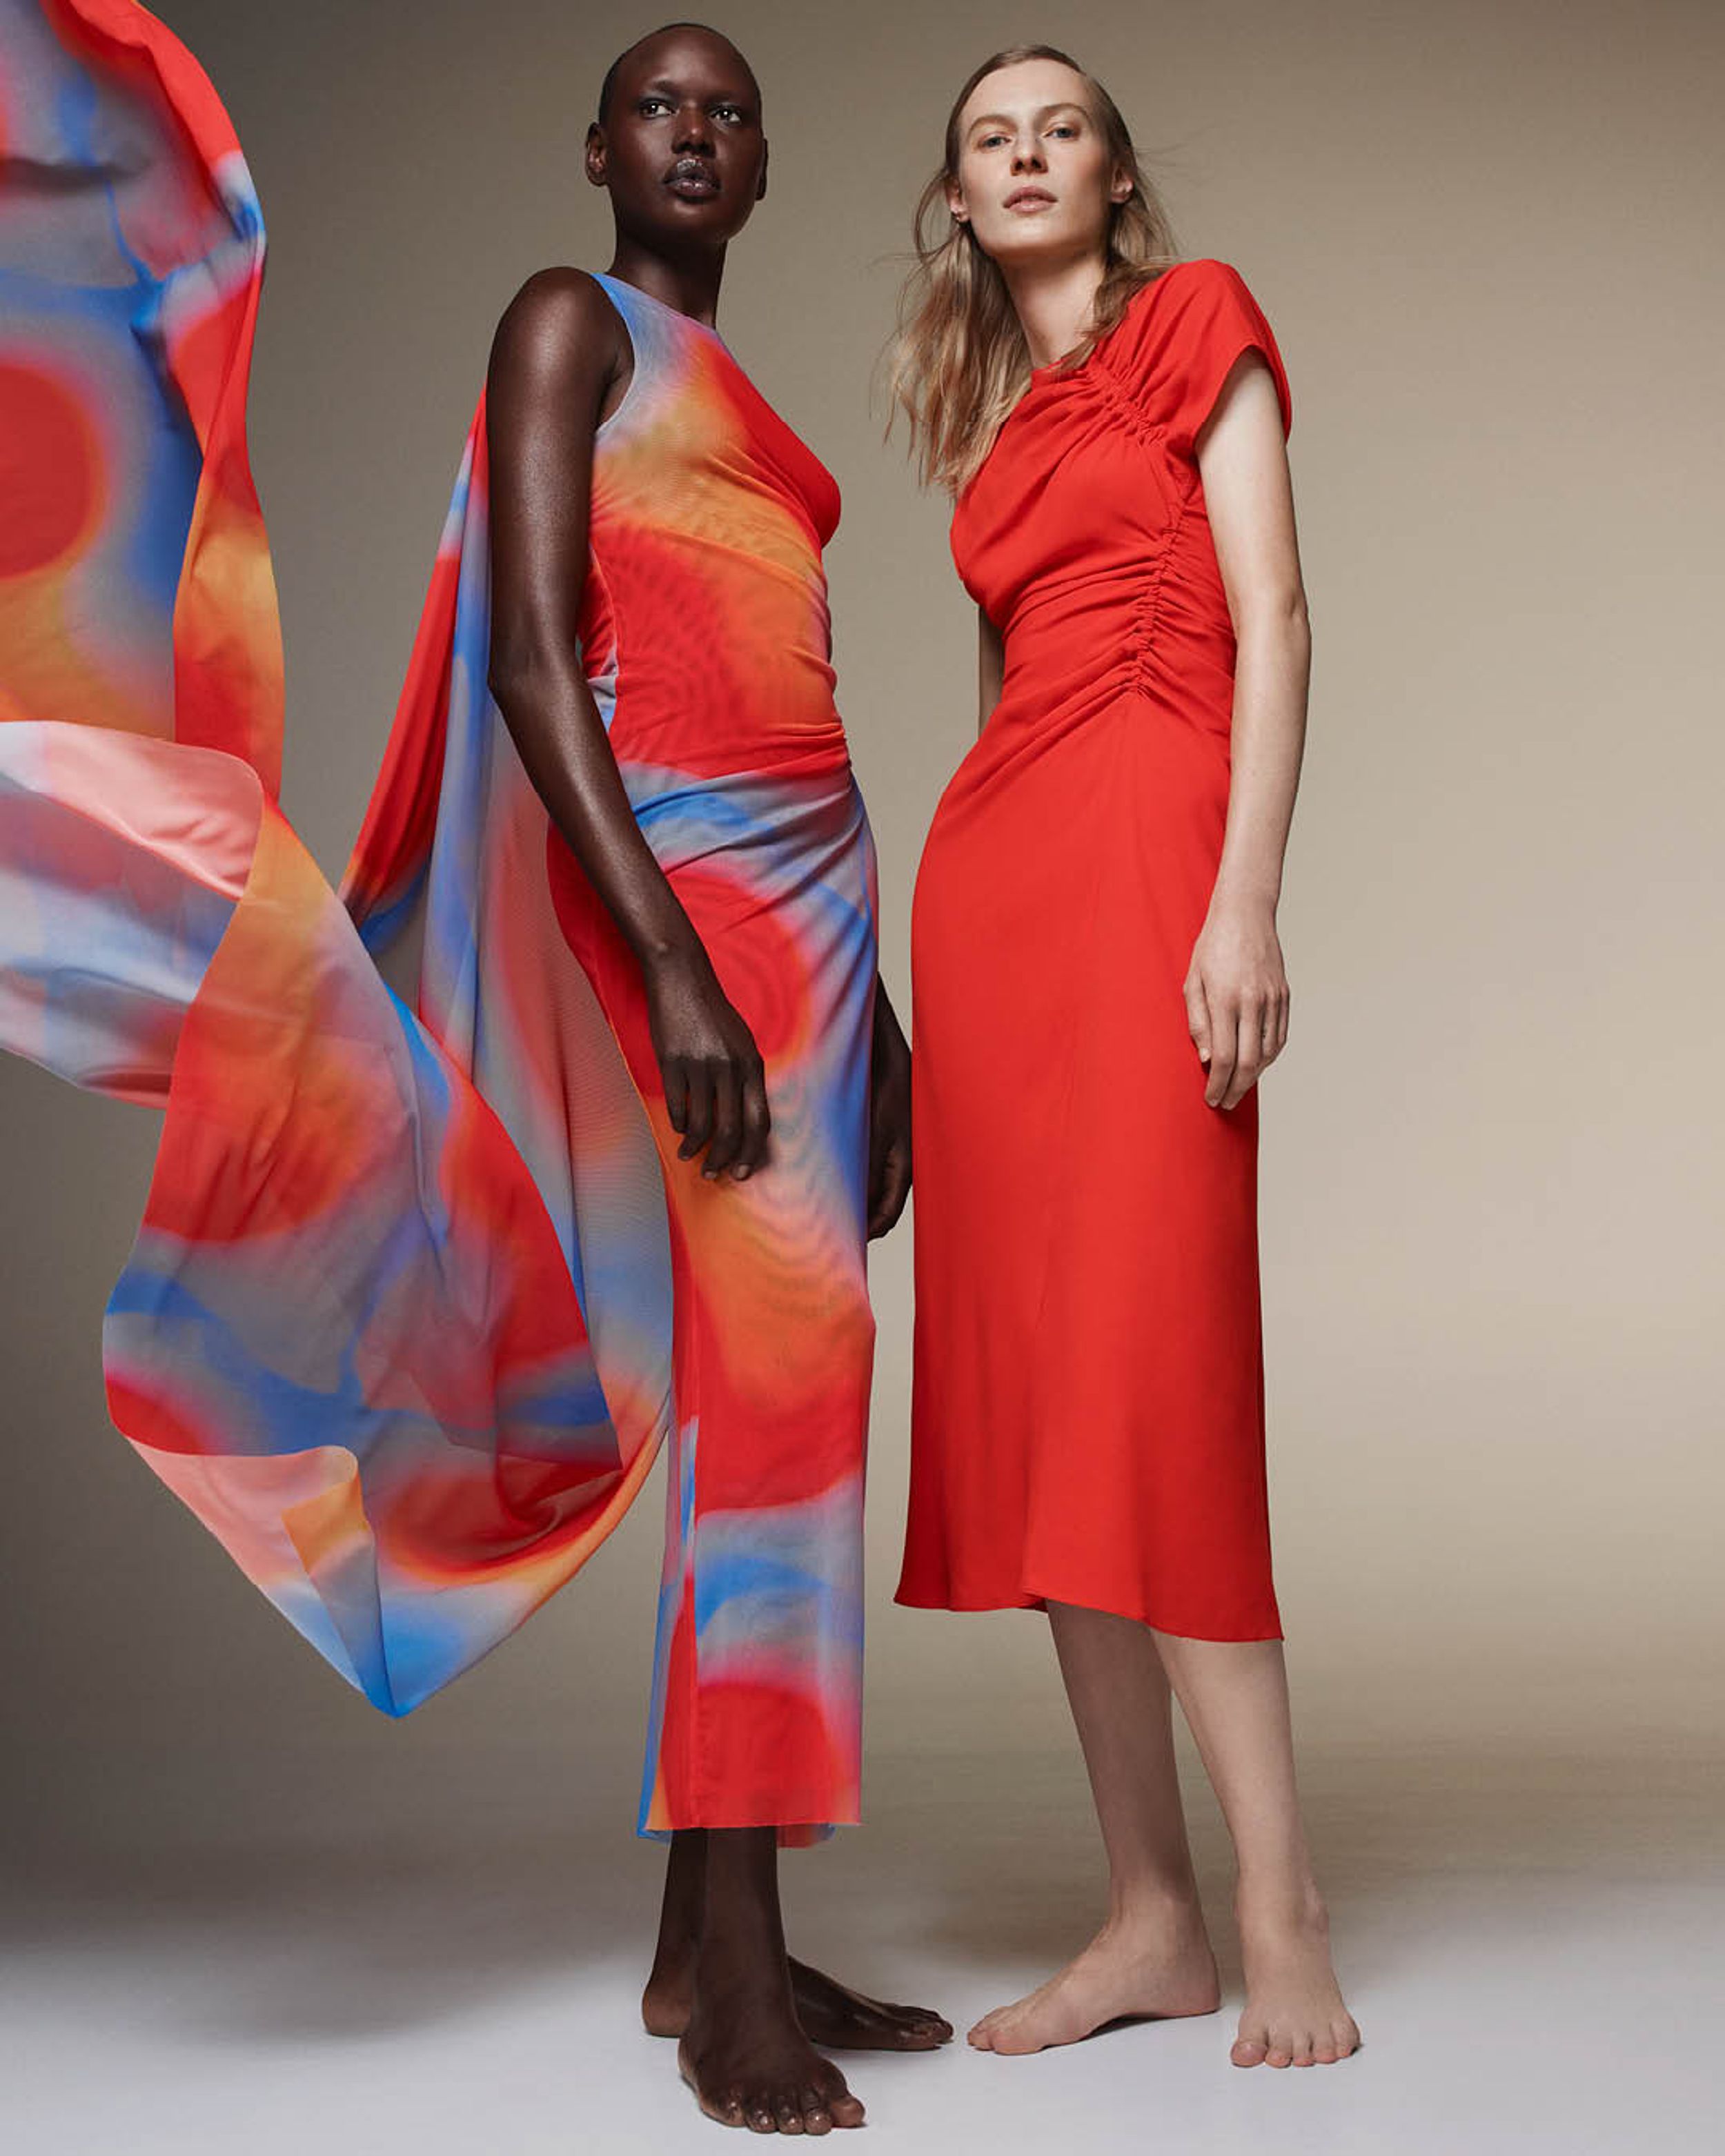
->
[897,260,1293,1641]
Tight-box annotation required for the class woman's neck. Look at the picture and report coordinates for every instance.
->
[999,253,1109,370]
[605,239,727,328]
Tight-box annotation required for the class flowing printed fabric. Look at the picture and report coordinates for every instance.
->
[0,0,878,1838]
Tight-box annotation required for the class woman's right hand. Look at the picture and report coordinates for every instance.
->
[643,945,771,1180]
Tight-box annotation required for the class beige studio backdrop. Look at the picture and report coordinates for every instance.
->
[1,0,1719,1886]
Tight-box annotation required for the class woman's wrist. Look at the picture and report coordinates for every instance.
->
[1208,865,1281,919]
[631,916,707,980]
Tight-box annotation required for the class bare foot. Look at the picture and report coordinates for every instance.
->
[968,1899,1221,2056]
[644,1830,951,2052]
[649,1952,952,2050]
[1230,1886,1360,2068]
[679,1967,865,2134]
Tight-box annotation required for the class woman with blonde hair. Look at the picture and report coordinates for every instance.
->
[891,45,1361,2070]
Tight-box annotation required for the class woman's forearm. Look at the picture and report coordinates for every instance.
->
[1210,600,1310,915]
[488,654,703,973]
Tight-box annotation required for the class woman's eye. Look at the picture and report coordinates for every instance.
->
[979,132,1007,149]
[1048,123,1078,139]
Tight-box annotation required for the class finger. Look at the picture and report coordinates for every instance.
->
[1276,987,1291,1056]
[1205,998,1238,1107]
[883,1159,913,1236]
[1233,996,1276,1104]
[663,1057,689,1138]
[678,1062,712,1159]
[1258,993,1285,1073]
[869,1143,911,1239]
[734,1059,770,1178]
[1184,974,1212,1068]
[1225,998,1265,1109]
[702,1059,742,1179]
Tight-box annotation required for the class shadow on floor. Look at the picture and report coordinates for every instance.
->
[2,1737,1719,2044]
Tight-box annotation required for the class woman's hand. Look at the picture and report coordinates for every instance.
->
[1183,901,1290,1110]
[643,944,771,1180]
[867,980,912,1238]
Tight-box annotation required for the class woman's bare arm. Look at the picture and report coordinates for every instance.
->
[1183,353,1310,1111]
[486,269,769,1178]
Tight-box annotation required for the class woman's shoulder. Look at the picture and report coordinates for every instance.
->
[1103,258,1290,449]
[1107,259,1261,356]
[496,266,618,337]
[489,266,635,382]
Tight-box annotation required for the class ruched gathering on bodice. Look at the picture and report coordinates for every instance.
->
[952,259,1292,758]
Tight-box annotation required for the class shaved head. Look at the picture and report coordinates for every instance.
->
[596,21,760,126]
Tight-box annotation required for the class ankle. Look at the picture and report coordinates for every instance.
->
[1234,1872,1328,1935]
[1107,1874,1203,1930]
[690,1936,796,2026]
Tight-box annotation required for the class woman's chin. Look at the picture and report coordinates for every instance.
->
[972,219,1096,270]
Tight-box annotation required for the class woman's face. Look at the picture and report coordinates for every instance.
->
[586,26,767,248]
[948,59,1127,270]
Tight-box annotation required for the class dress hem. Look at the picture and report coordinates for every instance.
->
[894,1579,1281,1645]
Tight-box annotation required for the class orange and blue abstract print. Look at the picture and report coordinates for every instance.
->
[0,0,877,1839]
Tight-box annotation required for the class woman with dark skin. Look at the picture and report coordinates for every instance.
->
[484,20,948,2136]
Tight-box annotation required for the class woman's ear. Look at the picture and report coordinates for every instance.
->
[945,178,968,224]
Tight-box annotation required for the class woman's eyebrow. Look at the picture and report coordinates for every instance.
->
[967,101,1087,133]
[635,76,752,105]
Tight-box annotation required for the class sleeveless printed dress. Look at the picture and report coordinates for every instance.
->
[0,0,876,1841]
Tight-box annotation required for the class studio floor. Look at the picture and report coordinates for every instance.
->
[2,1732,1716,2155]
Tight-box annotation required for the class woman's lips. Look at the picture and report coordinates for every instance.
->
[1004,189,1055,212]
[667,160,718,200]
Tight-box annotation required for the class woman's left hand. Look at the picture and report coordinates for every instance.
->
[867,983,913,1238]
[1183,902,1290,1110]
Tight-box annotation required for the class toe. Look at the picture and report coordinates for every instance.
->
[1292,2034,1317,2067]
[742,2086,780,2134]
[1313,2040,1339,2065]
[800,2088,833,2137]
[1231,2030,1269,2068]
[991,2017,1040,2057]
[777,2099,806,2135]
[818,2067,865,2130]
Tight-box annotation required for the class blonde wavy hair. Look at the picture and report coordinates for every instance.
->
[885,45,1179,495]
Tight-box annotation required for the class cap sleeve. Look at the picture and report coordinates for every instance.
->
[1105,259,1292,460]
